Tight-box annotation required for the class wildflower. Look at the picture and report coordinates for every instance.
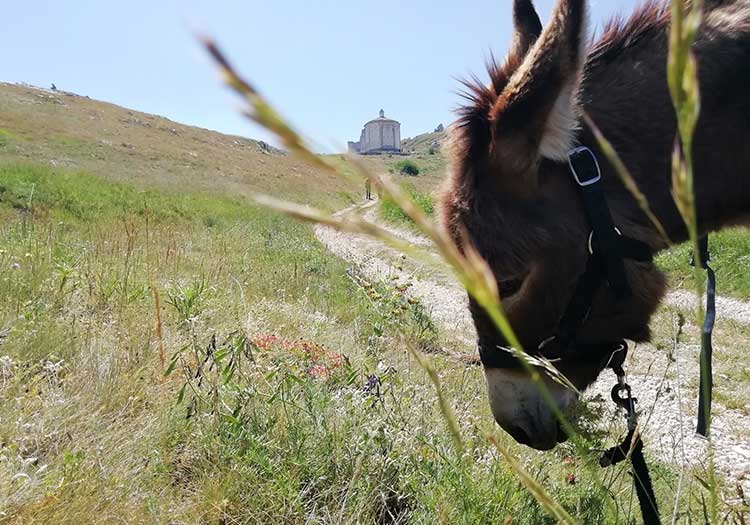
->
[363,374,381,395]
[308,364,330,380]
[327,351,344,369]
[10,262,20,270]
[565,473,576,485]
[43,359,64,376]
[251,334,280,351]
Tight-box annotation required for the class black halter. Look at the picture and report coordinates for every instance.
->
[477,146,653,370]
[476,146,720,525]
[479,146,663,524]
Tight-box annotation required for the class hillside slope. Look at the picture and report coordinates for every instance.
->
[401,129,445,155]
[0,84,741,522]
[0,83,355,210]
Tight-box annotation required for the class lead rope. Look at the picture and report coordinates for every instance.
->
[566,146,667,523]
[599,352,661,525]
[691,235,715,437]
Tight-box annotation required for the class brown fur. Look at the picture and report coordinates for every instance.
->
[442,0,750,391]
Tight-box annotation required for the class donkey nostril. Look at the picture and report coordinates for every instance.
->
[504,422,560,450]
[507,424,533,446]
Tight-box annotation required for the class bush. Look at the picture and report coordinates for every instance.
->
[379,182,433,224]
[395,159,420,176]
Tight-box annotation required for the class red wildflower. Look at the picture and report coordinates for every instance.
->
[252,334,280,351]
[308,364,330,380]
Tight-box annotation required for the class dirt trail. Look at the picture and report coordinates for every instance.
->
[313,199,750,489]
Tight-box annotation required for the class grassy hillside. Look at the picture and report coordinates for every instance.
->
[0,163,658,524]
[0,85,740,523]
[0,83,357,211]
[401,129,445,154]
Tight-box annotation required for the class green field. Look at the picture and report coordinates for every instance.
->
[0,163,636,524]
[0,83,747,523]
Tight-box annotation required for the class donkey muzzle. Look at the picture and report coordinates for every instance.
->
[484,367,576,450]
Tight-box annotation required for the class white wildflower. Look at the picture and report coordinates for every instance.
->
[43,359,65,378]
[0,355,15,384]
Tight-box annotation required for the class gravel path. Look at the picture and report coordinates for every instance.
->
[315,201,475,343]
[314,199,750,490]
[666,289,750,325]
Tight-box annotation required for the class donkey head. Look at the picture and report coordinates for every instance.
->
[441,0,666,450]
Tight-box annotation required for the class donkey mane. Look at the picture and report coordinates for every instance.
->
[587,0,670,68]
[443,0,750,451]
[454,1,671,148]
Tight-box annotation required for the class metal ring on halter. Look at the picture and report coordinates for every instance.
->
[588,227,622,255]
[611,382,638,430]
[603,342,627,377]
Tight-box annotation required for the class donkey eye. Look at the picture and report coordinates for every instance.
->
[498,277,524,298]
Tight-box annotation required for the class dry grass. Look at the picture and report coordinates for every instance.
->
[0,83,357,212]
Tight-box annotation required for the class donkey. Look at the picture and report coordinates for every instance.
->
[441,0,750,450]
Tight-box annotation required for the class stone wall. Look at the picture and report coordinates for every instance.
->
[362,121,400,153]
[349,111,402,154]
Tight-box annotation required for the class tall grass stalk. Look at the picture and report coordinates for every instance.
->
[582,113,671,246]
[668,0,706,308]
[199,37,599,520]
[488,436,579,525]
[667,0,718,522]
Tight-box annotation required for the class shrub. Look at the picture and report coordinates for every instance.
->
[395,159,420,176]
[380,182,433,224]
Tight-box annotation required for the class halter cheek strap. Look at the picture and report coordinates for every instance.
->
[478,147,653,369]
[567,146,661,525]
[536,147,653,359]
[477,145,719,525]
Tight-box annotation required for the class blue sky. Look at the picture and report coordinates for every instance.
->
[3,0,639,151]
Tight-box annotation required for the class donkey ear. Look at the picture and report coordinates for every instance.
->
[510,0,543,59]
[493,0,588,163]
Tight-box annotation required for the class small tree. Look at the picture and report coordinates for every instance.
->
[395,160,420,176]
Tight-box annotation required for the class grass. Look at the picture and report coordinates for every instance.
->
[0,83,358,212]
[0,162,401,521]
[656,228,750,298]
[1,162,724,523]
[379,182,434,225]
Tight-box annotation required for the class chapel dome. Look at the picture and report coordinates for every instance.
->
[365,109,399,125]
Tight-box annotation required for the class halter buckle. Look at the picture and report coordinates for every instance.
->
[568,146,602,187]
